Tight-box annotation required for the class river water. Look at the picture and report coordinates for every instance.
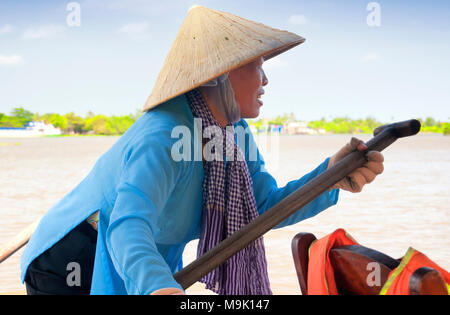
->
[0,134,449,294]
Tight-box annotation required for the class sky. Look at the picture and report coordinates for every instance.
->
[0,0,449,123]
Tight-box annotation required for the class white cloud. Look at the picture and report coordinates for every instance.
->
[362,53,380,62]
[0,24,14,35]
[22,25,65,39]
[288,14,308,25]
[0,55,24,66]
[117,22,150,39]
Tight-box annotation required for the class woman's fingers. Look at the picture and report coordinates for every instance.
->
[355,166,377,184]
[350,137,367,151]
[367,151,384,163]
[364,160,384,175]
[329,139,385,193]
[347,171,366,192]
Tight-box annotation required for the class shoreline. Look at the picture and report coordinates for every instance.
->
[0,131,447,140]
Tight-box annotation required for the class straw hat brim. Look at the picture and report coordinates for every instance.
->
[143,5,305,111]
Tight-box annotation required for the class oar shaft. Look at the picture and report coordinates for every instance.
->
[174,119,420,289]
[0,220,39,264]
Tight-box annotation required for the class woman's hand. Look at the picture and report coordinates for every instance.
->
[327,137,384,193]
[150,287,186,295]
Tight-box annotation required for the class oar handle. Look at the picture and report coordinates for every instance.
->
[174,119,421,290]
[373,119,421,138]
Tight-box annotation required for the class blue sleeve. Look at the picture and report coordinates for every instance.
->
[106,130,185,295]
[239,121,339,229]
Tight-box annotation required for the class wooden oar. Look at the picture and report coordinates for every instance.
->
[0,120,421,272]
[0,220,39,264]
[174,119,421,289]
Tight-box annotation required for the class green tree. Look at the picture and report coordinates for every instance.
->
[40,113,68,130]
[108,115,135,135]
[11,107,34,126]
[306,116,382,134]
[424,117,436,127]
[50,114,68,130]
[65,112,85,134]
[442,122,450,135]
[85,115,114,135]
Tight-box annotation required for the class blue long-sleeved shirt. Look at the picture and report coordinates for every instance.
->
[21,93,339,294]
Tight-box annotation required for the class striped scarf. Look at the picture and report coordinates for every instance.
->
[186,89,272,295]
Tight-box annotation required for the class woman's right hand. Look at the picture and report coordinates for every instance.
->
[150,287,186,295]
[327,137,384,193]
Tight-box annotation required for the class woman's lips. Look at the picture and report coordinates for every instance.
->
[257,92,264,105]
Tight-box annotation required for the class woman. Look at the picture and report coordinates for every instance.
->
[21,5,384,295]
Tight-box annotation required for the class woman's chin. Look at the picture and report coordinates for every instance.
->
[239,102,261,119]
[240,111,259,119]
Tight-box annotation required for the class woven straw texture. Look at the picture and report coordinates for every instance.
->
[143,5,305,111]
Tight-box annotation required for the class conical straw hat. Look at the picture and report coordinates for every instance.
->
[143,5,305,111]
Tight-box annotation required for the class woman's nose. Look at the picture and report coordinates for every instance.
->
[261,70,268,86]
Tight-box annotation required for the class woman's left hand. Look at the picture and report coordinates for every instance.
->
[327,137,384,193]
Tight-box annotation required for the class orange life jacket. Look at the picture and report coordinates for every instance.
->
[379,247,450,295]
[307,229,450,295]
[307,228,358,295]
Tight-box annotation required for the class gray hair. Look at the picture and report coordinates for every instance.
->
[200,74,241,123]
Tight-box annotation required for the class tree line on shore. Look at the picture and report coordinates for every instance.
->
[0,107,142,135]
[0,107,449,135]
[247,113,450,135]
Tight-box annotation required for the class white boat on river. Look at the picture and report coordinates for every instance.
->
[0,121,61,138]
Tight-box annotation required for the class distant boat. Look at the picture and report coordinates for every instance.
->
[0,121,61,138]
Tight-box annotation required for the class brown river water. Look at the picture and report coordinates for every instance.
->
[0,133,449,294]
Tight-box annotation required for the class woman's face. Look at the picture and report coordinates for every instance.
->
[228,57,268,119]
